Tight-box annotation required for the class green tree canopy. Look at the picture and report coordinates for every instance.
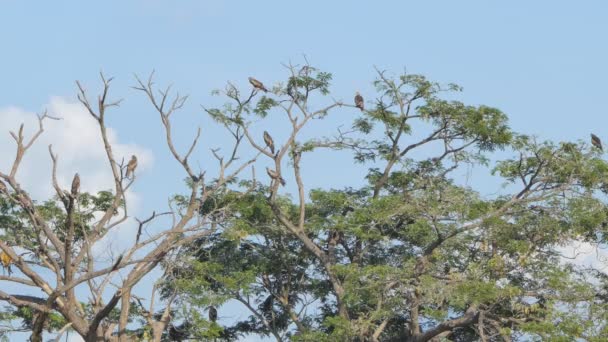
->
[2,64,608,342]
[164,64,608,342]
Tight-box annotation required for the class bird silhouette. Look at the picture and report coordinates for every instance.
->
[248,77,268,92]
[355,92,364,111]
[111,254,123,272]
[208,306,218,323]
[266,167,286,186]
[591,133,603,151]
[71,173,80,197]
[263,131,275,154]
[126,155,138,178]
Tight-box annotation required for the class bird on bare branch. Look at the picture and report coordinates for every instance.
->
[111,254,123,272]
[266,167,286,186]
[249,77,269,92]
[591,133,603,151]
[126,155,138,178]
[71,173,80,198]
[355,92,364,111]
[0,179,6,193]
[263,131,275,154]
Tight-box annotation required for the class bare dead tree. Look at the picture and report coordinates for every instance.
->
[0,73,256,341]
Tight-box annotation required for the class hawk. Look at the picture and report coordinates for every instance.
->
[0,251,12,275]
[126,155,138,178]
[591,133,603,151]
[208,306,218,323]
[248,77,268,92]
[71,173,80,197]
[263,131,275,154]
[0,179,6,193]
[355,92,364,111]
[266,167,286,186]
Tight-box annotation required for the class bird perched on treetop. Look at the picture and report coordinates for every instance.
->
[266,167,286,186]
[591,133,603,151]
[208,306,218,323]
[0,179,6,193]
[71,173,80,198]
[249,77,268,92]
[354,92,364,111]
[0,251,13,276]
[263,131,275,155]
[126,155,138,178]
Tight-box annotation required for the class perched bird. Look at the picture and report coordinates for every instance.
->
[0,179,6,193]
[0,251,12,275]
[354,92,364,111]
[266,167,286,186]
[263,131,275,154]
[126,155,138,178]
[71,173,80,197]
[208,306,218,323]
[591,133,603,151]
[111,254,123,272]
[168,321,191,341]
[248,77,269,92]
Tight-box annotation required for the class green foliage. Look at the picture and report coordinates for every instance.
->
[165,65,608,341]
[0,190,121,337]
[3,64,604,341]
[254,96,279,118]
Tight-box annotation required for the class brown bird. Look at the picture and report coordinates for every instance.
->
[208,306,218,323]
[266,167,286,186]
[0,179,6,193]
[263,131,275,154]
[0,251,12,275]
[126,155,138,178]
[249,77,268,92]
[71,173,80,197]
[591,133,603,151]
[354,92,364,111]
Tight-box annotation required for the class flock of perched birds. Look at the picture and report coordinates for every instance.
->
[247,76,365,111]
[249,76,364,188]
[0,78,604,327]
[0,78,363,326]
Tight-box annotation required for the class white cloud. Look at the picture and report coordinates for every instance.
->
[0,97,154,254]
[0,97,153,203]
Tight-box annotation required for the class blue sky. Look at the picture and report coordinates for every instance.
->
[2,1,607,198]
[1,1,608,340]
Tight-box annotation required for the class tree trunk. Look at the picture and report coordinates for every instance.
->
[118,289,132,342]
[152,321,166,342]
[30,311,48,342]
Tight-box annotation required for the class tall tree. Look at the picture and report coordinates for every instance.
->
[166,63,608,341]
